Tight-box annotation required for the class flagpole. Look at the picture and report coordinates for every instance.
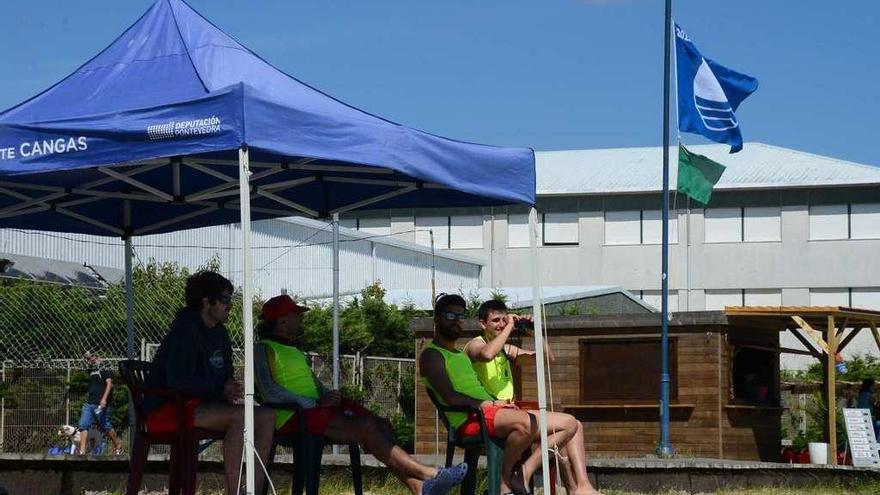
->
[659,0,674,457]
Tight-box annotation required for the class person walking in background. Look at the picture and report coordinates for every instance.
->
[76,351,124,455]
[254,294,468,495]
[144,271,276,495]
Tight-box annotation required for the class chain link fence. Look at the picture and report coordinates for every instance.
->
[0,274,415,455]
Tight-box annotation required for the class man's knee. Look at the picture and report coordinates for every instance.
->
[562,413,580,432]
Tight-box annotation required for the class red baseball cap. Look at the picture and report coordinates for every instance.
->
[261,295,308,320]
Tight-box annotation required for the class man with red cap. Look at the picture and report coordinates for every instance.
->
[254,294,468,495]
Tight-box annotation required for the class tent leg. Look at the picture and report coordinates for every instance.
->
[332,212,340,455]
[239,147,257,494]
[124,233,135,449]
[528,208,551,492]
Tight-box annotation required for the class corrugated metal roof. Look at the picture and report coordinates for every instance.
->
[0,216,484,298]
[536,143,880,195]
[0,252,123,287]
[280,216,484,266]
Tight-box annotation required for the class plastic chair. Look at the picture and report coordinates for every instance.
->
[261,401,363,495]
[119,360,225,495]
[425,388,504,495]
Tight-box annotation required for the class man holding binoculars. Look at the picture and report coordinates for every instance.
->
[463,299,543,401]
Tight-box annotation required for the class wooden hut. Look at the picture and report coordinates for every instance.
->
[413,311,777,460]
[413,307,880,462]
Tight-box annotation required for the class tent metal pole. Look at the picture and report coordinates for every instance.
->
[332,212,340,391]
[528,208,552,491]
[332,212,340,455]
[124,202,136,449]
[429,230,436,305]
[239,147,257,495]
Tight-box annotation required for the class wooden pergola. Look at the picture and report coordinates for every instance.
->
[725,305,880,465]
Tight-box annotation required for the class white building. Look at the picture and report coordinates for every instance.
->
[340,143,880,369]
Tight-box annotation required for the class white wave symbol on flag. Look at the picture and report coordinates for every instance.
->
[693,59,738,131]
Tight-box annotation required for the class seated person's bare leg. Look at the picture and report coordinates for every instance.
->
[520,412,601,495]
[560,419,601,495]
[322,414,437,494]
[490,408,540,494]
[194,403,276,495]
[517,411,576,487]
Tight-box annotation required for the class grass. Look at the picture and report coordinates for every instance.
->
[79,470,880,495]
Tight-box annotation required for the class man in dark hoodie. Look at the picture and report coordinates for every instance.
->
[144,270,275,495]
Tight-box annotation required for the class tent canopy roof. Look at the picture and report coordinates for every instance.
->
[0,0,534,236]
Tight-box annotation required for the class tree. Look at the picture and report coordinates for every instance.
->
[300,281,416,358]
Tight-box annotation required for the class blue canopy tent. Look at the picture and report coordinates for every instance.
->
[0,1,554,492]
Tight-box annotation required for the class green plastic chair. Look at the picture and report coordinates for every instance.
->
[425,388,504,495]
[262,402,363,495]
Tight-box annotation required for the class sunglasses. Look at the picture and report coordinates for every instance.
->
[218,294,233,305]
[442,311,467,321]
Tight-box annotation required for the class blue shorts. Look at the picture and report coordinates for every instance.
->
[77,403,114,433]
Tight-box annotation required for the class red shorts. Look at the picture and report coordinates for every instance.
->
[277,399,373,436]
[457,404,510,438]
[145,398,201,433]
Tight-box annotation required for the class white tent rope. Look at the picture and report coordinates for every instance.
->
[539,284,565,489]
[235,437,278,495]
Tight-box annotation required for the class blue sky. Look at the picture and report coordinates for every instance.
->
[1,1,877,165]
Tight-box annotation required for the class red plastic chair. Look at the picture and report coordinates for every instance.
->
[119,360,225,495]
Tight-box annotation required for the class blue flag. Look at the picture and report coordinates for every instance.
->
[675,23,758,153]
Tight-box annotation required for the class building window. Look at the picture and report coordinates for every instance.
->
[415,216,450,249]
[705,289,744,310]
[809,288,851,307]
[705,289,780,309]
[809,203,880,240]
[507,213,532,248]
[852,288,880,310]
[705,207,781,243]
[342,217,391,237]
[851,204,880,240]
[450,215,483,249]
[743,289,782,306]
[641,210,678,245]
[413,215,483,249]
[638,290,679,312]
[509,212,577,247]
[743,207,781,242]
[542,212,579,245]
[579,338,678,403]
[809,204,849,240]
[604,210,677,246]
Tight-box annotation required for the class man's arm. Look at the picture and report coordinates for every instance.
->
[419,348,492,409]
[505,339,554,365]
[464,317,515,363]
[99,373,113,408]
[254,344,317,408]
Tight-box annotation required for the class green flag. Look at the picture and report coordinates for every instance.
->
[677,144,726,204]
